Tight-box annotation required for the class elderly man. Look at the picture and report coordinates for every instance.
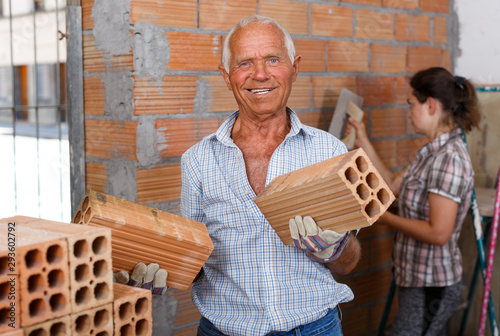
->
[181,15,361,336]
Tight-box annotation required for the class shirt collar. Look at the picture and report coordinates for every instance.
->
[422,127,462,154]
[209,108,314,147]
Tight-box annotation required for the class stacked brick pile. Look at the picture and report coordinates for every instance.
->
[0,216,152,336]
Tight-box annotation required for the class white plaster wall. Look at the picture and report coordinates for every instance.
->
[455,0,500,85]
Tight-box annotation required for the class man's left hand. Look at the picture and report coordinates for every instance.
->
[289,216,350,263]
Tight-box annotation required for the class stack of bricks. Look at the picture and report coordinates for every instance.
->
[254,148,396,245]
[0,216,152,336]
[72,190,214,291]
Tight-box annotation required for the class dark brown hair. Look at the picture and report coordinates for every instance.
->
[410,67,481,132]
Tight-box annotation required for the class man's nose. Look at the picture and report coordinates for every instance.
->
[252,61,270,81]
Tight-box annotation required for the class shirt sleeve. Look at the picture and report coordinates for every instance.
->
[180,149,206,223]
[427,150,468,204]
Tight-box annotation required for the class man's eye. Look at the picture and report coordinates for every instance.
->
[269,59,278,64]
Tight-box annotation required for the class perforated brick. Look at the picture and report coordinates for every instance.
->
[254,148,396,245]
[11,217,113,314]
[22,315,70,336]
[112,283,152,336]
[70,303,113,335]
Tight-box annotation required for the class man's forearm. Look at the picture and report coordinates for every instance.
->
[325,233,361,275]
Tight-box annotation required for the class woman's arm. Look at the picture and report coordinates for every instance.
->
[379,192,458,245]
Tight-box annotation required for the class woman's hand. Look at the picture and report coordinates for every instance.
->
[346,117,369,149]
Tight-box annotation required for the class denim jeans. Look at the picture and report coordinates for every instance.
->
[197,307,343,336]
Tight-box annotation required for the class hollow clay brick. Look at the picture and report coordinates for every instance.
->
[2,328,23,336]
[70,303,113,336]
[22,314,71,336]
[72,190,214,290]
[253,148,396,246]
[8,216,114,314]
[112,283,152,336]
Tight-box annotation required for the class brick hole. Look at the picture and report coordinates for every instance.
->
[356,184,370,201]
[355,156,368,173]
[48,269,65,288]
[92,236,108,255]
[0,256,8,276]
[119,302,133,321]
[120,324,133,336]
[96,332,109,336]
[94,282,110,301]
[46,244,64,265]
[73,210,82,224]
[93,259,108,278]
[84,208,92,225]
[366,172,379,189]
[344,167,358,184]
[75,286,92,306]
[75,264,91,282]
[28,274,44,293]
[364,199,380,218]
[377,188,391,205]
[49,293,67,312]
[75,314,91,334]
[74,239,89,259]
[1,281,10,301]
[25,249,43,269]
[94,308,110,328]
[50,322,67,335]
[29,298,47,317]
[28,328,47,336]
[135,319,149,336]
[82,196,90,213]
[0,307,11,327]
[135,297,149,317]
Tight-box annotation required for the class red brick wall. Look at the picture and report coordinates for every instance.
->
[81,0,453,334]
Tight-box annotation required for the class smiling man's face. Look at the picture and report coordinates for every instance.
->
[219,22,300,119]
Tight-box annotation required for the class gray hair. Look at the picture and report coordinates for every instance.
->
[222,15,296,73]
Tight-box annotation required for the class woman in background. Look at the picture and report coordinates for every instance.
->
[348,67,481,335]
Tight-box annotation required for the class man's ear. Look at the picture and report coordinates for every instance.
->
[218,65,232,91]
[291,55,301,82]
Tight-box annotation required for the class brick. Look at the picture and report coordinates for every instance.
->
[113,284,152,336]
[82,0,94,30]
[0,225,20,332]
[407,46,443,73]
[294,39,326,73]
[372,139,397,171]
[370,44,407,73]
[86,162,107,194]
[200,0,257,30]
[289,76,312,110]
[312,76,356,108]
[131,0,197,28]
[23,315,71,336]
[356,76,396,106]
[70,303,113,335]
[341,304,371,335]
[370,108,407,138]
[296,111,325,130]
[254,148,396,244]
[371,294,399,333]
[342,0,382,5]
[421,0,449,13]
[1,329,23,336]
[84,76,105,116]
[133,75,198,115]
[442,49,451,72]
[395,76,411,105]
[73,190,214,290]
[311,4,353,38]
[172,286,201,327]
[164,32,221,71]
[12,217,114,314]
[433,16,448,44]
[259,0,309,35]
[349,268,393,306]
[85,119,138,161]
[395,13,431,42]
[137,163,182,204]
[201,76,238,113]
[397,137,428,167]
[368,234,394,269]
[357,219,395,239]
[156,117,219,158]
[356,9,394,41]
[383,0,418,9]
[82,35,134,74]
[327,40,369,73]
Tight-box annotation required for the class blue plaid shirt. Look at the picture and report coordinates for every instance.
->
[181,109,353,335]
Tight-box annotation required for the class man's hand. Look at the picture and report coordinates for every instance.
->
[289,216,350,263]
[114,262,169,295]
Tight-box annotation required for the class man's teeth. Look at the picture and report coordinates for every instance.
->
[250,89,272,94]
